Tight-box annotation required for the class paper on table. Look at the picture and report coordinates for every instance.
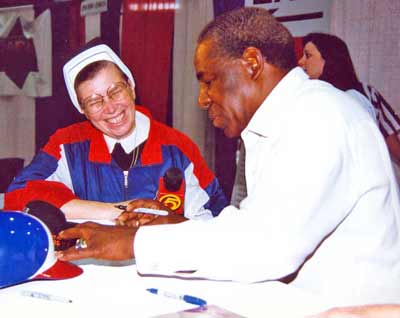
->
[151,304,246,318]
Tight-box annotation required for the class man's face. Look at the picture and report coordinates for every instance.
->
[298,41,325,79]
[194,40,253,138]
[76,64,136,139]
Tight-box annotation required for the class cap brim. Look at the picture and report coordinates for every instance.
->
[33,260,83,281]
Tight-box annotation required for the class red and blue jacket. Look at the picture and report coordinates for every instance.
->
[5,107,227,219]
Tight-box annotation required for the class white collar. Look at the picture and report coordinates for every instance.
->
[104,110,150,153]
[243,67,308,139]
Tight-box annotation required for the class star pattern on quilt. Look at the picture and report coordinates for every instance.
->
[0,17,38,88]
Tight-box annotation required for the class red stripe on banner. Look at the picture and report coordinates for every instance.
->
[121,0,174,124]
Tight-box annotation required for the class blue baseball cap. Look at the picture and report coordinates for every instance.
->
[0,211,83,288]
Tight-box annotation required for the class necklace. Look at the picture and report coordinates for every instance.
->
[129,129,140,170]
[128,145,140,170]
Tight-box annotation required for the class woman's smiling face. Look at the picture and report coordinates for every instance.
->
[76,64,136,139]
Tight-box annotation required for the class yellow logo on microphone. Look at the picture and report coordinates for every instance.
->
[159,194,182,211]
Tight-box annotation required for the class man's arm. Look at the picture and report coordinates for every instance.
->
[56,210,186,261]
[56,222,136,261]
[114,198,187,226]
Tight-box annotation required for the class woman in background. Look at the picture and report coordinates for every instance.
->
[298,32,400,181]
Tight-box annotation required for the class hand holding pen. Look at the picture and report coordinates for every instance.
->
[114,199,170,227]
[114,199,186,227]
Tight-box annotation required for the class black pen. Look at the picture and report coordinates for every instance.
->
[114,204,127,211]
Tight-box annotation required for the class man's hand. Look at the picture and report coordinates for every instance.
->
[55,222,136,261]
[126,198,173,211]
[115,199,186,227]
[115,198,165,227]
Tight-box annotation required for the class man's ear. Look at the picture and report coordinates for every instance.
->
[242,47,264,80]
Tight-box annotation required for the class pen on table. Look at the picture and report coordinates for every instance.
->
[114,205,168,216]
[21,290,73,303]
[147,288,207,307]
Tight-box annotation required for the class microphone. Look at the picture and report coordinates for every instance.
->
[24,200,77,251]
[163,167,183,192]
[157,168,185,214]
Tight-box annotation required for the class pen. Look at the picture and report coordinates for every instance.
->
[146,288,207,307]
[114,205,168,216]
[21,290,73,303]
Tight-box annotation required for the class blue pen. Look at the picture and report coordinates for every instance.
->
[147,288,207,307]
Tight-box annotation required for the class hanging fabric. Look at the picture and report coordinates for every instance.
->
[121,0,174,124]
[0,7,52,97]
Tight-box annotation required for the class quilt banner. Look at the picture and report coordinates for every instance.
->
[0,7,52,97]
[245,0,331,36]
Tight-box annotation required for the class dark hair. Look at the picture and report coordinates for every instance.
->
[198,7,296,71]
[303,32,363,93]
[74,60,128,92]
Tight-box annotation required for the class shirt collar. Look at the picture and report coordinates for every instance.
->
[242,67,309,139]
[104,110,150,153]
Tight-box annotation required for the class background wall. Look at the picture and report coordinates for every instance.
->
[331,0,399,113]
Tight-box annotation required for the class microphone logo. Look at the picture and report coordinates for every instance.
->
[159,194,182,211]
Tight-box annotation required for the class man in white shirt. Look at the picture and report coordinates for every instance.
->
[57,7,400,304]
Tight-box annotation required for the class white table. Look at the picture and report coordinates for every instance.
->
[0,261,329,318]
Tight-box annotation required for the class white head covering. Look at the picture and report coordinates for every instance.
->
[63,44,135,113]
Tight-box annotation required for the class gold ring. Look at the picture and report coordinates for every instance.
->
[75,238,88,249]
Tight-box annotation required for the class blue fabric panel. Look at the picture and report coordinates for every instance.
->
[65,143,193,203]
[7,151,58,192]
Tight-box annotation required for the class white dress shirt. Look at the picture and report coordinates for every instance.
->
[134,68,400,305]
[346,89,378,123]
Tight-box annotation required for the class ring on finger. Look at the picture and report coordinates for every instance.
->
[75,238,88,249]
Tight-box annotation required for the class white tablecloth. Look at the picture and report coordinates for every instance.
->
[0,262,328,318]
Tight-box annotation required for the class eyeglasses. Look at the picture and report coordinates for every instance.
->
[79,81,130,114]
